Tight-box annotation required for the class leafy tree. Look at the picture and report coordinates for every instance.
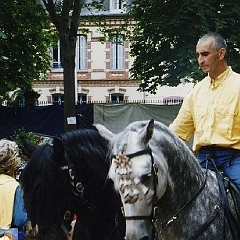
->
[42,0,130,132]
[41,0,84,132]
[0,0,54,103]
[129,0,240,93]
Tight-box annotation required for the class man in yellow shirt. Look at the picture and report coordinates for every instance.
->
[169,32,240,189]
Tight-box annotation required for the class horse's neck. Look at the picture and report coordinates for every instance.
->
[159,152,206,213]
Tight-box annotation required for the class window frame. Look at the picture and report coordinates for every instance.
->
[110,0,126,11]
[50,40,62,69]
[76,35,88,71]
[110,35,125,70]
[109,93,124,103]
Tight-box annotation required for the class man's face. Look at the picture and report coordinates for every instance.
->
[196,40,223,75]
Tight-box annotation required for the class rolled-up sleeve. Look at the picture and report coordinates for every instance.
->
[169,94,195,142]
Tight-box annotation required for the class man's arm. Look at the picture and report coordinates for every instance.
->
[169,94,195,141]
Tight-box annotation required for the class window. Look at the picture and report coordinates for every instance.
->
[109,93,124,103]
[76,35,87,70]
[110,35,125,70]
[77,93,87,104]
[52,94,64,105]
[51,40,62,69]
[110,0,126,11]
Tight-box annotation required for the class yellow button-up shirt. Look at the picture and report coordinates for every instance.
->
[169,67,240,152]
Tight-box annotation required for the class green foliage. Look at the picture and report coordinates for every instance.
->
[4,89,25,107]
[0,0,55,103]
[10,128,52,158]
[129,0,240,93]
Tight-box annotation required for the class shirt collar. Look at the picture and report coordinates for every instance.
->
[209,66,231,89]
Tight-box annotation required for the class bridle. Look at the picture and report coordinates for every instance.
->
[59,145,86,236]
[60,146,84,198]
[115,147,221,240]
[113,147,159,222]
[113,147,159,240]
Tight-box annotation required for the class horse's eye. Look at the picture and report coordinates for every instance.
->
[141,174,151,184]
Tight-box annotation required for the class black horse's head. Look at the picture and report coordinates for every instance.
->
[21,128,125,240]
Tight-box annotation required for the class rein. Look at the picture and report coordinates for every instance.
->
[161,167,209,230]
[158,157,221,239]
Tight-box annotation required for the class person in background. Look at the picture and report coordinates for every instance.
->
[169,32,240,190]
[0,139,28,240]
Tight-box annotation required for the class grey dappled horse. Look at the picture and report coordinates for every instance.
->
[96,119,239,240]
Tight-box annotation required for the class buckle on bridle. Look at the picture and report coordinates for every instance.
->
[153,206,159,218]
[76,182,84,196]
[61,164,84,198]
[63,210,72,220]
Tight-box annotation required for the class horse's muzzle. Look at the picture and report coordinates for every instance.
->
[139,236,150,240]
[125,236,150,240]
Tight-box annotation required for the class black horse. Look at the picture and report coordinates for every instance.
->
[21,128,125,240]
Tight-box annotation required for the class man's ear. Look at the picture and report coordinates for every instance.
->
[219,48,226,60]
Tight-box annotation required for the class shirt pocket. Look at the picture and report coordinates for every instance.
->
[195,107,207,119]
[215,106,234,136]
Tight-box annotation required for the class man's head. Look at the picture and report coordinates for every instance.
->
[196,32,227,79]
[0,139,20,175]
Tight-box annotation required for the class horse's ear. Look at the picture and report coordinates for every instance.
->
[20,136,37,157]
[108,163,119,190]
[53,137,65,163]
[94,124,115,142]
[143,119,154,144]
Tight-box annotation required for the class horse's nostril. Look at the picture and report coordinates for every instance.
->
[139,236,150,240]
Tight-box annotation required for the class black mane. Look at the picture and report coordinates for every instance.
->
[21,128,124,240]
[21,144,68,239]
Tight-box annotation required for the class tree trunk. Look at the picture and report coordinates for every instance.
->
[24,90,40,107]
[61,34,77,132]
[43,0,83,132]
[63,59,77,132]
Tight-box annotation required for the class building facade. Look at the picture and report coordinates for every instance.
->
[33,0,193,106]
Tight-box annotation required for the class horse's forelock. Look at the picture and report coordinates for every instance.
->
[113,131,130,153]
[55,129,111,189]
[112,121,151,154]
